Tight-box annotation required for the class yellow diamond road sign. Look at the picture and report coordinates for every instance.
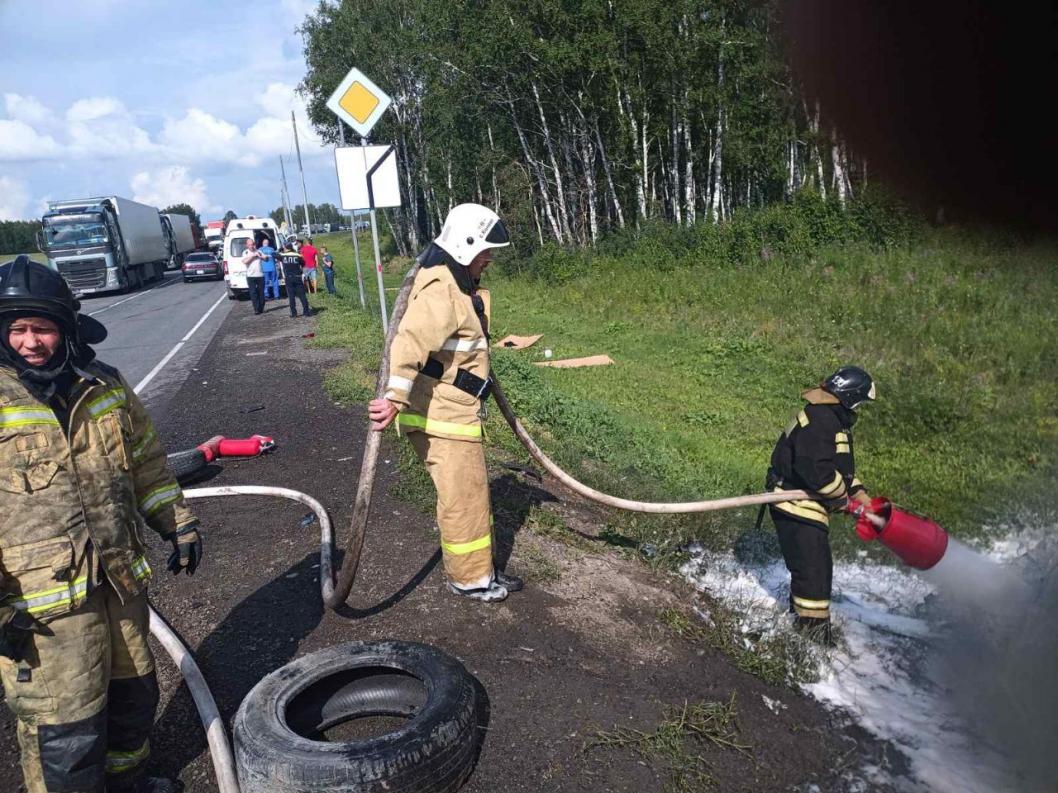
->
[327,67,391,139]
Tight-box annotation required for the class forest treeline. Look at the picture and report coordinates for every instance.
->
[300,0,862,256]
[0,221,39,256]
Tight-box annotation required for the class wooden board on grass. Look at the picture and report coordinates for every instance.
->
[494,334,543,349]
[535,354,615,369]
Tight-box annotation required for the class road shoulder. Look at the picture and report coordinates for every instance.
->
[139,298,892,791]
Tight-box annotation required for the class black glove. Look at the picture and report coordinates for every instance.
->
[166,524,203,576]
[0,608,40,663]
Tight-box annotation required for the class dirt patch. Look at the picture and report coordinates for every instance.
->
[0,298,899,792]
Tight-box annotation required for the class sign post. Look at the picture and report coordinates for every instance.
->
[337,121,367,308]
[326,68,394,335]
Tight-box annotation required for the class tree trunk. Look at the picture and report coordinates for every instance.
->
[670,97,682,225]
[618,85,647,225]
[510,99,563,243]
[682,88,695,225]
[594,118,625,228]
[532,82,573,240]
[487,123,500,210]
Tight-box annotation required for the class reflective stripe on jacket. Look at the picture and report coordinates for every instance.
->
[0,363,197,621]
[385,266,491,442]
[768,393,864,528]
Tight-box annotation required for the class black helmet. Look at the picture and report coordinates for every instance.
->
[823,365,876,410]
[0,255,107,344]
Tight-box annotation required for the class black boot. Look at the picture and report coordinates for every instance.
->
[793,616,834,647]
[494,570,523,592]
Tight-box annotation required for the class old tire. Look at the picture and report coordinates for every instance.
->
[233,641,479,793]
[166,449,207,484]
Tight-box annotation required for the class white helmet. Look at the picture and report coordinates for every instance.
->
[434,203,510,266]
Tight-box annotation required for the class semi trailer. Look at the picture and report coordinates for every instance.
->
[38,196,168,294]
[161,212,197,270]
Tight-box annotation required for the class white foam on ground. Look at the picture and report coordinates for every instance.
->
[680,521,1056,792]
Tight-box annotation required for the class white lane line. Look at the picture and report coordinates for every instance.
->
[133,292,227,395]
[88,276,181,317]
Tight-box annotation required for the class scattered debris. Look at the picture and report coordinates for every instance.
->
[503,462,543,480]
[239,405,266,414]
[761,695,787,714]
[299,513,317,528]
[494,333,543,349]
[245,351,267,356]
[536,354,615,369]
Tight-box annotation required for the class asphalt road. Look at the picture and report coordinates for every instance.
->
[81,271,233,406]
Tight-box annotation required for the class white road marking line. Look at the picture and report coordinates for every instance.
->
[86,277,181,317]
[133,292,227,395]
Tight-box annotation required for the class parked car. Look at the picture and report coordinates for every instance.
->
[182,251,224,282]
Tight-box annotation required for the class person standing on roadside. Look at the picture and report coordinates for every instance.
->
[241,238,265,314]
[279,239,312,318]
[299,237,319,294]
[259,236,279,301]
[368,204,522,603]
[0,256,202,793]
[320,246,337,295]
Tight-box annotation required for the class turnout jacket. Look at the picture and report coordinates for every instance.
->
[0,362,197,623]
[384,266,491,442]
[768,390,864,527]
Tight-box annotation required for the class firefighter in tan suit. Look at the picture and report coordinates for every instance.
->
[0,256,200,793]
[369,204,522,602]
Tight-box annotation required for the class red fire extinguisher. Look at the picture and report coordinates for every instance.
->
[849,497,949,570]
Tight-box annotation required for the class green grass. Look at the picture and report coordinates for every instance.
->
[589,695,751,792]
[310,221,1058,559]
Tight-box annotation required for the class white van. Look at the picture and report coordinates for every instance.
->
[223,217,290,300]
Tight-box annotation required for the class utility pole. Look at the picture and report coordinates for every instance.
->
[338,120,367,308]
[279,156,294,234]
[291,111,313,235]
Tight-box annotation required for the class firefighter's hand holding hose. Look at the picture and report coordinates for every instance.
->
[369,398,398,431]
[846,496,886,540]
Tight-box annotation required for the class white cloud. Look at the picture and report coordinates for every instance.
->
[131,166,219,215]
[160,108,251,164]
[0,119,62,161]
[4,94,52,127]
[158,82,325,166]
[66,97,155,158]
[66,96,127,123]
[0,176,32,221]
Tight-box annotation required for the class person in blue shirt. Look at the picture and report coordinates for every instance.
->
[259,237,279,300]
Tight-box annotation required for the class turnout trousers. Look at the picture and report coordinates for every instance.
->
[0,585,159,793]
[407,431,495,590]
[769,508,833,620]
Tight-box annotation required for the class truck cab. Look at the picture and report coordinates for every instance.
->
[39,196,167,295]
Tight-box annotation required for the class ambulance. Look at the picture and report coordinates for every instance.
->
[222,216,290,300]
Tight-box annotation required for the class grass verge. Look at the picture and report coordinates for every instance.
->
[588,696,751,792]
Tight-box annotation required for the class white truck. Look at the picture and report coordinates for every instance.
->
[161,213,197,270]
[223,216,289,300]
[38,196,168,294]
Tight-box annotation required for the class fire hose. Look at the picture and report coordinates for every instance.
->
[325,261,835,607]
[146,263,937,792]
[146,485,336,793]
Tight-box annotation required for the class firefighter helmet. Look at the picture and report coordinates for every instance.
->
[823,365,876,409]
[0,255,107,344]
[431,203,510,266]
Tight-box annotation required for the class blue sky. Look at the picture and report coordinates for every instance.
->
[0,0,340,222]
